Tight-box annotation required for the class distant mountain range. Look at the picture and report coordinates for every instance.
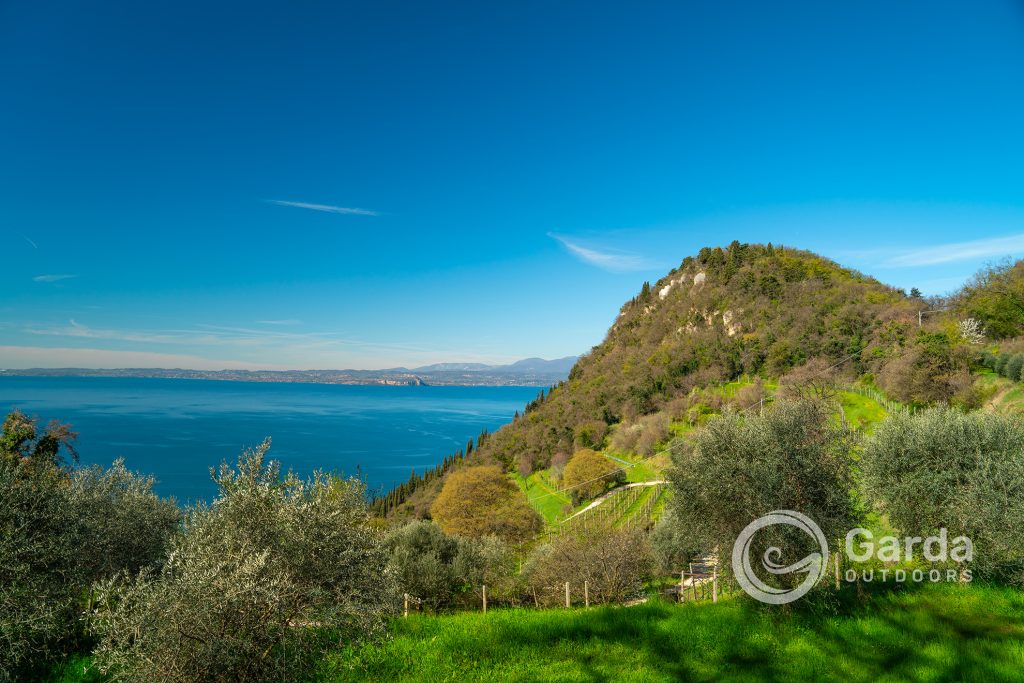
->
[0,356,579,387]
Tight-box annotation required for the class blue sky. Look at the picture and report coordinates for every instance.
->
[3,1,1024,370]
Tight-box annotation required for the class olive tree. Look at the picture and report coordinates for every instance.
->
[70,459,181,582]
[665,401,856,586]
[0,452,82,682]
[0,412,85,681]
[93,441,397,683]
[386,520,461,610]
[861,407,1024,582]
[387,521,517,610]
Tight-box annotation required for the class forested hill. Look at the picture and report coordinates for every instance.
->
[472,242,944,472]
[381,242,1022,519]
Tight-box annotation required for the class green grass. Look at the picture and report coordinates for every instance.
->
[320,583,1024,682]
[513,471,571,526]
[977,372,1024,416]
[836,391,888,433]
[604,449,663,483]
[44,655,104,683]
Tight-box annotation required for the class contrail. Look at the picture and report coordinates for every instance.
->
[20,233,38,249]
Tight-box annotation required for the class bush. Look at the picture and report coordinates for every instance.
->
[0,448,82,682]
[0,411,85,682]
[861,407,1024,582]
[1006,353,1024,381]
[573,420,608,450]
[877,331,973,405]
[994,352,1011,375]
[650,509,694,574]
[386,521,461,610]
[387,522,517,610]
[70,459,181,583]
[525,523,652,606]
[609,414,669,457]
[452,534,518,604]
[430,466,541,542]
[665,401,856,589]
[93,441,396,683]
[561,449,625,504]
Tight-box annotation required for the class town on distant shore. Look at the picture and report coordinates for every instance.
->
[0,356,578,387]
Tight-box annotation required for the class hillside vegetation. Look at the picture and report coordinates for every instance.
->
[386,243,1018,523]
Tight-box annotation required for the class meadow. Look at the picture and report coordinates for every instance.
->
[318,583,1024,683]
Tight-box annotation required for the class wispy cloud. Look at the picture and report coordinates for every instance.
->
[33,274,76,283]
[883,233,1024,267]
[257,319,302,326]
[548,233,652,272]
[266,200,378,216]
[16,319,514,370]
[20,234,38,249]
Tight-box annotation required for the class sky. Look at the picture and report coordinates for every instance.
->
[3,0,1024,370]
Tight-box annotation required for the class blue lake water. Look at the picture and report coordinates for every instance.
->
[0,377,539,504]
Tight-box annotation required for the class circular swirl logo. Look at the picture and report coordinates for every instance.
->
[731,510,828,604]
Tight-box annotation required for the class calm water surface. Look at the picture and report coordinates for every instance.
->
[0,377,539,504]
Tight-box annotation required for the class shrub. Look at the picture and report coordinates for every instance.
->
[93,441,396,683]
[0,448,82,682]
[650,510,694,574]
[70,459,181,583]
[665,401,856,589]
[452,534,518,604]
[387,522,517,610]
[861,407,1024,582]
[386,521,461,610]
[877,331,973,405]
[732,380,766,411]
[430,466,541,542]
[994,352,1011,375]
[573,420,608,450]
[525,523,652,606]
[633,413,671,457]
[561,449,625,504]
[0,412,83,682]
[1007,353,1024,381]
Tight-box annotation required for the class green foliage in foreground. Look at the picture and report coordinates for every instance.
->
[321,584,1024,683]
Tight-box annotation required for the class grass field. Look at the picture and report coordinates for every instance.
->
[836,390,889,432]
[978,372,1024,416]
[513,471,572,525]
[319,584,1024,683]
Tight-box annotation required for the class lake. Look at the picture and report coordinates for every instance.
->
[0,376,539,504]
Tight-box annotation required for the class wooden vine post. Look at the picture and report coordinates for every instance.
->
[403,593,409,618]
[482,584,487,613]
[713,568,718,603]
[584,580,590,608]
[565,582,570,608]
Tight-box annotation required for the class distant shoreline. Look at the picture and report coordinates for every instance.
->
[0,367,568,388]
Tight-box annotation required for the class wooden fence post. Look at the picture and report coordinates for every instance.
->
[584,580,589,608]
[565,582,570,608]
[834,552,840,590]
[404,593,409,618]
[482,585,487,613]
[679,571,685,604]
[713,568,718,603]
